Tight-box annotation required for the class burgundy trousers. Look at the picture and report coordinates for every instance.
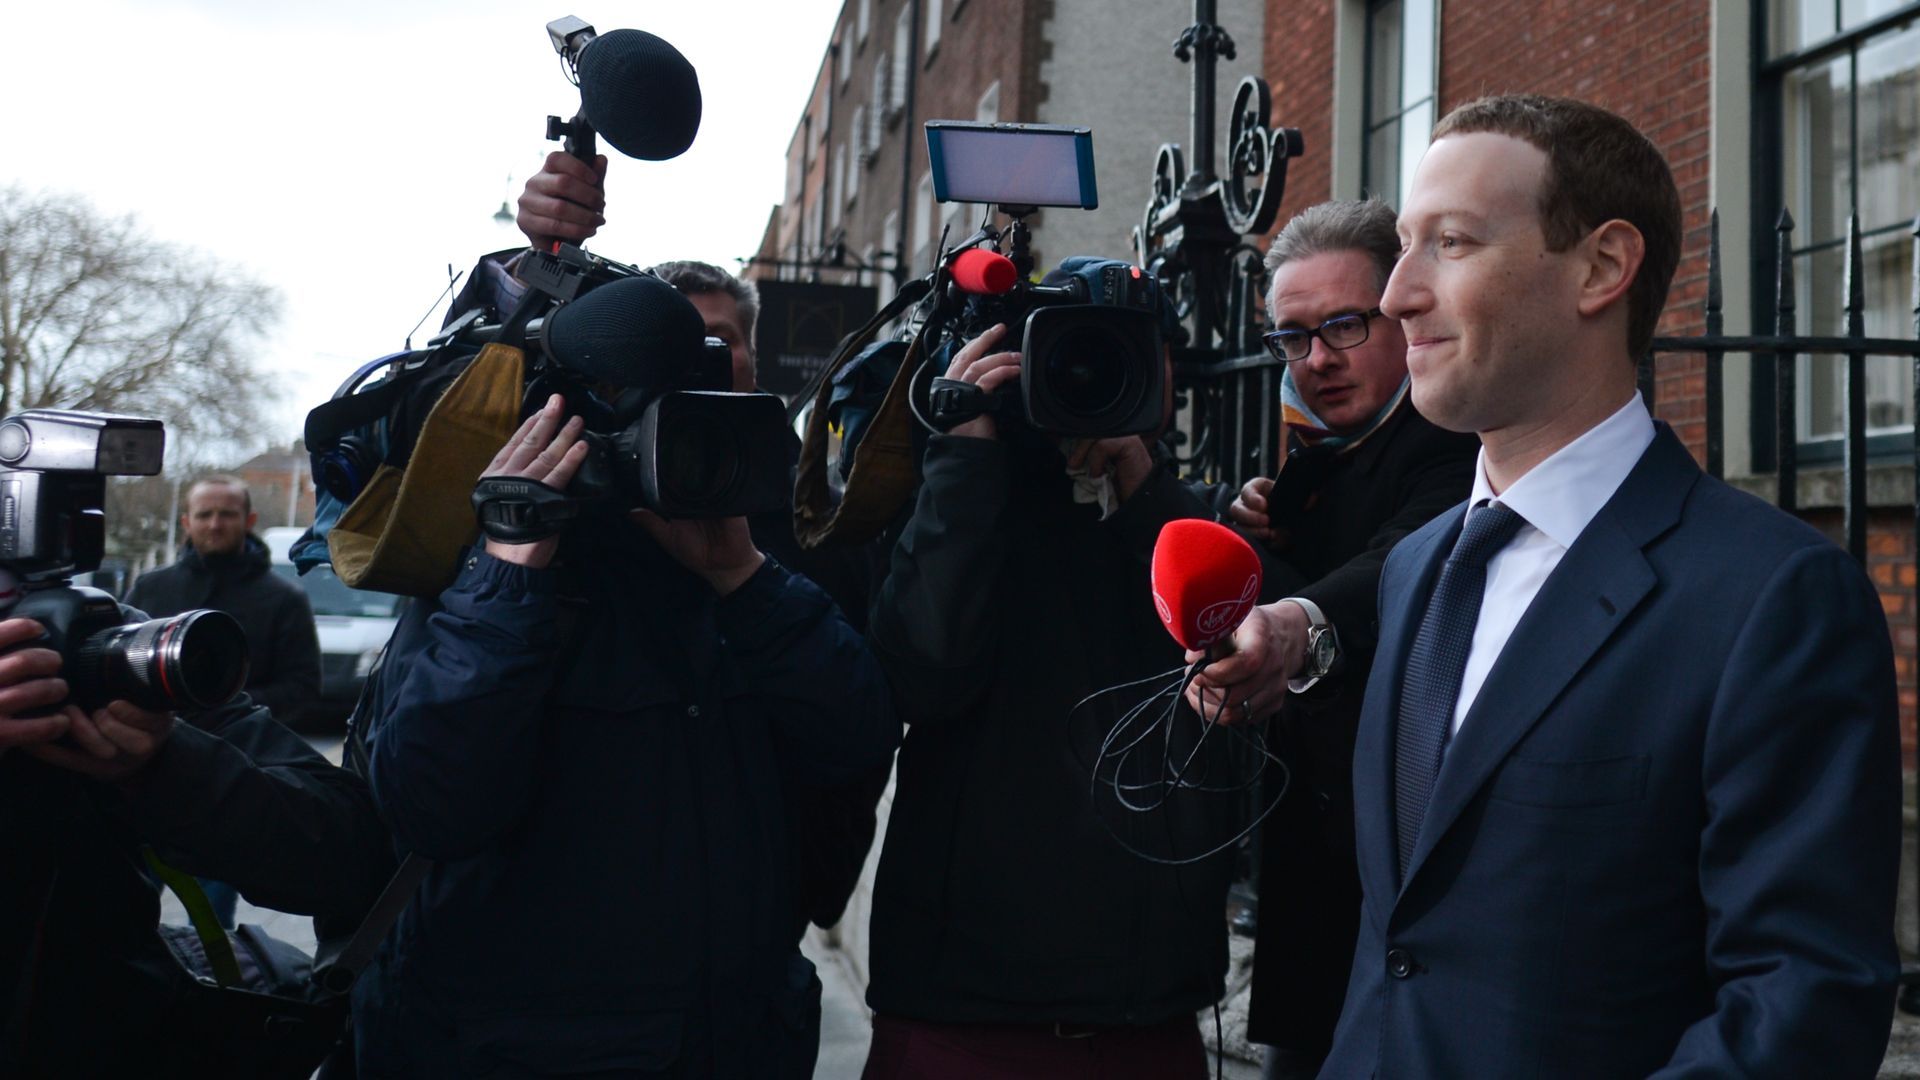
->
[860,1012,1210,1080]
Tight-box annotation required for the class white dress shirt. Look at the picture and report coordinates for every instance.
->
[1450,393,1655,735]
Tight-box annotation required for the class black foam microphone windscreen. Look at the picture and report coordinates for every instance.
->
[577,29,702,161]
[544,275,707,388]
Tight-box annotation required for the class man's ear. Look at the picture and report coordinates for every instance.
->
[1575,219,1645,321]
[244,510,260,532]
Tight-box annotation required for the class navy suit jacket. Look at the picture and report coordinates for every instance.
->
[1321,425,1901,1079]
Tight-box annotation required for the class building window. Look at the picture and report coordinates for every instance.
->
[891,6,914,117]
[1361,0,1437,208]
[858,0,870,44]
[872,60,892,128]
[914,171,934,269]
[977,80,1000,123]
[1763,0,1920,444]
[831,144,846,229]
[848,122,862,200]
[837,32,850,85]
[882,209,901,286]
[927,0,945,54]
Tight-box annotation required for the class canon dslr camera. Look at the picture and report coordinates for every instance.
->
[0,410,248,712]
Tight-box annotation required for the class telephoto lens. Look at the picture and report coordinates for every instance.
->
[67,609,250,712]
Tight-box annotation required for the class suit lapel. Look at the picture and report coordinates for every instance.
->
[1354,504,1462,912]
[1396,426,1699,893]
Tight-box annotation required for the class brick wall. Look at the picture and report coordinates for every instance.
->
[1800,509,1920,760]
[1261,0,1334,225]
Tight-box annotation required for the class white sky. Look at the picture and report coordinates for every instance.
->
[0,0,842,463]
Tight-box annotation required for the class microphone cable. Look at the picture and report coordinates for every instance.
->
[1068,654,1288,867]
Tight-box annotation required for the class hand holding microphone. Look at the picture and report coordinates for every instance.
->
[518,151,608,251]
[1151,519,1272,723]
[1182,602,1312,725]
[1149,519,1297,725]
[524,20,703,249]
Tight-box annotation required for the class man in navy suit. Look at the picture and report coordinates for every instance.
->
[1191,93,1901,1078]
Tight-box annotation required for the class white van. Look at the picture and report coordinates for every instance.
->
[262,527,403,715]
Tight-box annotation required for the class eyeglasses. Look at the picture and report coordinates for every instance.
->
[1260,308,1385,364]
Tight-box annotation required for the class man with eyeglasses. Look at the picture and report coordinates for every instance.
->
[1182,199,1476,1079]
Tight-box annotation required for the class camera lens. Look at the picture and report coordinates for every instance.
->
[318,435,377,502]
[1044,323,1134,418]
[71,609,250,712]
[660,420,743,511]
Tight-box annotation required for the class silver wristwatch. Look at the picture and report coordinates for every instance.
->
[1281,596,1339,693]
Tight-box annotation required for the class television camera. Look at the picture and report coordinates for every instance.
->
[917,121,1169,438]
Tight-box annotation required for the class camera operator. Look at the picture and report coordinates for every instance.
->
[505,155,890,940]
[0,615,394,1077]
[857,258,1267,1077]
[349,387,898,1076]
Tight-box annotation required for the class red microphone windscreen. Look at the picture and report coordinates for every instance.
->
[1151,519,1262,651]
[951,248,1018,295]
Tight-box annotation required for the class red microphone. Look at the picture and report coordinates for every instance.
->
[1151,519,1262,652]
[951,248,1018,295]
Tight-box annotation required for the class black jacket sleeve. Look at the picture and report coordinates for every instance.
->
[123,697,394,921]
[249,585,322,723]
[867,435,1011,728]
[1292,426,1476,659]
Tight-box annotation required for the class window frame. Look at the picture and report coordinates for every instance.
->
[1747,0,1920,468]
[1359,0,1439,208]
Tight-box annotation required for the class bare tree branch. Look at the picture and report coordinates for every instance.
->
[0,186,282,442]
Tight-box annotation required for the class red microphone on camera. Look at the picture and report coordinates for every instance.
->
[951,248,1018,296]
[1151,519,1262,652]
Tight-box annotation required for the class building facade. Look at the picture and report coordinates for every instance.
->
[754,0,1267,294]
[1256,0,1920,752]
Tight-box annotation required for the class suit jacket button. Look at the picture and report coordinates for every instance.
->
[1386,948,1415,979]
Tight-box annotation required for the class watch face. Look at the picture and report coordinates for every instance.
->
[1310,630,1338,673]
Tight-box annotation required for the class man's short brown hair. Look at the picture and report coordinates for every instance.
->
[1431,94,1682,359]
[187,474,252,515]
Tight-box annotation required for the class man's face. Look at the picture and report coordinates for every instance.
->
[687,291,754,393]
[1267,249,1408,434]
[182,484,254,556]
[1382,132,1585,435]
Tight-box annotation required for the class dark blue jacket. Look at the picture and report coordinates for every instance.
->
[351,522,897,1078]
[1324,426,1900,1079]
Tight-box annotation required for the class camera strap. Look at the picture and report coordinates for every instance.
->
[926,376,1006,432]
[471,476,582,544]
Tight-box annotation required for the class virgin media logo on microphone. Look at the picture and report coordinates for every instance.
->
[1149,519,1264,651]
[1194,574,1258,640]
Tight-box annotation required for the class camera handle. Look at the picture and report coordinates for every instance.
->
[546,110,599,167]
[472,476,583,543]
[926,376,1009,433]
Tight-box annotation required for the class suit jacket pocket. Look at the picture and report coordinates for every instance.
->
[1488,754,1649,808]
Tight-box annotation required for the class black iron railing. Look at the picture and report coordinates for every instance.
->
[1137,0,1299,489]
[1645,210,1920,560]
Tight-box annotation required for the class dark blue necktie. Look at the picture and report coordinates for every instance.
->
[1394,501,1526,881]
